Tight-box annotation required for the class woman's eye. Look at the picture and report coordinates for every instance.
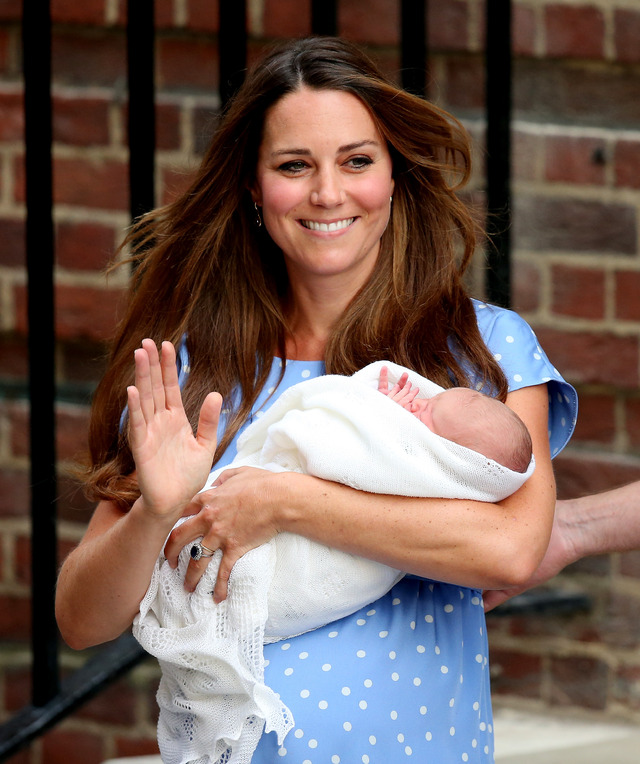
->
[347,156,373,170]
[279,160,308,173]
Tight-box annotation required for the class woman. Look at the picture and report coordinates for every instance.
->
[56,37,577,762]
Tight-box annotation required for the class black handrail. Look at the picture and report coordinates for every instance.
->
[0,1,528,759]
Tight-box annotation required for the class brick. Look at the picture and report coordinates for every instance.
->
[0,335,28,378]
[615,140,640,190]
[156,100,182,151]
[15,534,30,585]
[551,264,605,319]
[77,677,138,726]
[0,468,29,518]
[514,196,637,255]
[570,391,615,444]
[545,135,607,185]
[612,664,640,712]
[428,0,470,52]
[553,451,640,501]
[158,37,218,92]
[53,94,111,147]
[192,104,219,155]
[535,327,639,388]
[51,0,108,26]
[0,218,25,267]
[186,0,219,33]
[0,89,23,141]
[0,594,30,640]
[160,165,197,205]
[4,663,31,711]
[549,654,608,710]
[56,221,116,272]
[57,404,91,461]
[52,156,129,211]
[512,130,542,183]
[42,726,105,764]
[512,259,541,313]
[154,0,174,29]
[262,0,312,39]
[620,550,640,580]
[488,648,542,698]
[340,0,400,46]
[615,9,640,64]
[444,55,485,111]
[513,4,537,58]
[626,397,640,450]
[602,592,640,649]
[59,338,109,383]
[52,30,127,87]
[615,270,640,322]
[0,1,21,22]
[13,283,124,342]
[114,736,161,759]
[514,58,640,129]
[545,4,605,60]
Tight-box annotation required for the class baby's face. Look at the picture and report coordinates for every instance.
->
[409,387,479,439]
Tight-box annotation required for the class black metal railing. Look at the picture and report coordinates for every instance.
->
[0,1,516,758]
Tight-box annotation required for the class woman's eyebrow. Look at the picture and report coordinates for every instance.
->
[270,139,380,158]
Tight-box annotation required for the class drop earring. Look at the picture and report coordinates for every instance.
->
[254,202,263,228]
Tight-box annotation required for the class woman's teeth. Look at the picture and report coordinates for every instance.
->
[301,218,355,232]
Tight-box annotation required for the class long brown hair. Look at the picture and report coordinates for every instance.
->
[84,36,507,509]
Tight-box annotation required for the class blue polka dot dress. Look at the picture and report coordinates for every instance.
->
[178,301,577,763]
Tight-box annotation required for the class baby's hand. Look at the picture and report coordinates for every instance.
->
[378,366,419,411]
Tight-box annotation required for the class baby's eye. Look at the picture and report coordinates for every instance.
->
[346,156,374,170]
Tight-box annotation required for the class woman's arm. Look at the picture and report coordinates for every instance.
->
[56,340,221,649]
[483,479,640,611]
[165,383,555,602]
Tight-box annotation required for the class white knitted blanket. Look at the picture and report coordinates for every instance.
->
[133,361,534,764]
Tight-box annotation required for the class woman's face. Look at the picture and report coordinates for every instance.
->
[251,87,395,290]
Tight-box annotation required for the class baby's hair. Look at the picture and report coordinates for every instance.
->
[461,394,533,473]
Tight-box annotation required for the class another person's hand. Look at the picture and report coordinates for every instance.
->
[163,465,284,603]
[127,339,222,519]
[482,499,578,611]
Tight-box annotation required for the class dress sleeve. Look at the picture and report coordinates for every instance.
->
[474,300,578,458]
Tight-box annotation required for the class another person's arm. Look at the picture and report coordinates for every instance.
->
[483,480,640,611]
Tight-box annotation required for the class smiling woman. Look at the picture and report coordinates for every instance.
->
[55,36,577,764]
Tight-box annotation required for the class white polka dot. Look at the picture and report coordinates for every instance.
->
[391,672,400,681]
[426,732,432,741]
[356,650,366,658]
[475,654,483,663]
[473,702,480,711]
[413,677,422,686]
[343,722,352,732]
[444,604,454,613]
[357,618,366,626]
[405,747,413,756]
[362,757,370,764]
[425,614,434,623]
[341,686,351,696]
[462,754,469,761]
[471,596,481,606]
[449,698,455,707]
[472,738,478,748]
[379,630,389,638]
[389,651,397,660]
[284,667,294,676]
[435,646,441,655]
[367,609,376,616]
[300,689,310,698]
[392,597,402,605]
[328,630,339,638]
[514,374,522,382]
[534,352,541,360]
[295,729,304,738]
[359,700,368,709]
[298,651,308,659]
[301,369,311,378]
[369,736,377,745]
[397,733,405,743]
[308,739,318,748]
[322,663,332,671]
[494,353,502,361]
[332,757,341,764]
[484,746,490,754]
[278,748,287,757]
[417,644,426,653]
[364,679,373,688]
[281,643,291,650]
[419,706,427,715]
[318,700,328,710]
[441,666,449,674]
[506,335,515,343]
[480,722,487,731]
[450,726,456,736]
[391,710,398,720]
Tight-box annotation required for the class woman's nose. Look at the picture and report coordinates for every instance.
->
[310,168,345,207]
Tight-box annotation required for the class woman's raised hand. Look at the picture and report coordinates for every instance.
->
[127,339,222,519]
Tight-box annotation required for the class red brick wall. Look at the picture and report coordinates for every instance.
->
[1,1,640,761]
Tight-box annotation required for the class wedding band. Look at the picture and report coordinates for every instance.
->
[190,542,216,561]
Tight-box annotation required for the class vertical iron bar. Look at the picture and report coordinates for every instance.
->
[485,0,512,308]
[219,1,247,108]
[401,0,428,97]
[127,0,156,221]
[311,0,337,36]
[22,0,60,705]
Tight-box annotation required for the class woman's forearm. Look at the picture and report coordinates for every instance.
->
[56,499,179,649]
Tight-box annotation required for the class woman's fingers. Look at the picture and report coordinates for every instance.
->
[197,392,223,454]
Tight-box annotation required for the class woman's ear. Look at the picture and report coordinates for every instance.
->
[248,182,262,207]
